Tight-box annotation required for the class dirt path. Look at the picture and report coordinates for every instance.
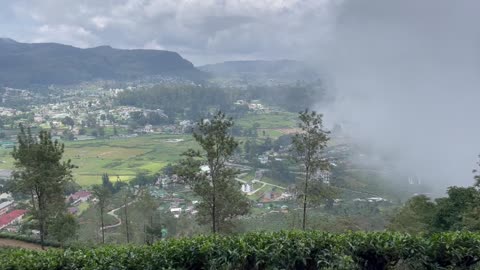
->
[0,238,45,250]
[101,200,136,231]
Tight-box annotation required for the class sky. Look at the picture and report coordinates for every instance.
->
[0,0,339,65]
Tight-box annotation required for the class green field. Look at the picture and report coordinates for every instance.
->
[0,112,299,187]
[236,112,298,130]
[0,134,198,186]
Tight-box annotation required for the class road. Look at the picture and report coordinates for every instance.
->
[235,169,287,195]
[100,200,135,231]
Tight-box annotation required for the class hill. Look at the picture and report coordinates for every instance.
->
[0,38,202,88]
[198,60,319,81]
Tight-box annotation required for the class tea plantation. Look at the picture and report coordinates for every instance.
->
[1,231,480,270]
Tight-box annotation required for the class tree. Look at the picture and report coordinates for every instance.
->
[86,114,97,128]
[50,213,78,247]
[62,130,75,141]
[176,111,249,233]
[473,154,480,187]
[92,184,111,244]
[387,195,436,234]
[432,186,479,232]
[11,126,76,248]
[292,109,330,230]
[137,188,157,244]
[121,186,134,243]
[102,173,114,193]
[61,116,75,128]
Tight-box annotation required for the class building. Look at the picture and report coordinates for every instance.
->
[241,183,253,193]
[170,207,182,218]
[0,193,12,201]
[0,210,27,230]
[67,190,92,204]
[0,201,13,216]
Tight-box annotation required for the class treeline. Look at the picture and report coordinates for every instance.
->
[389,186,480,234]
[2,231,480,270]
[116,86,234,120]
[116,83,325,119]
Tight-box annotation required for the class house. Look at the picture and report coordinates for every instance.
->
[258,155,269,164]
[170,207,182,218]
[0,193,12,201]
[0,201,14,216]
[241,183,253,193]
[68,190,92,204]
[0,209,27,230]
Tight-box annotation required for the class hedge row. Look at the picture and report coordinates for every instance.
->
[1,231,480,270]
[0,232,61,248]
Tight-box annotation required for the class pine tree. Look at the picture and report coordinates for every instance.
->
[11,126,76,248]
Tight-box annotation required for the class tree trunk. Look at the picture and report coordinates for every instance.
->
[38,196,45,249]
[212,184,217,234]
[100,208,105,244]
[302,168,309,231]
[124,198,130,243]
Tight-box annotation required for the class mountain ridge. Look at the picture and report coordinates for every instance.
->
[0,39,201,88]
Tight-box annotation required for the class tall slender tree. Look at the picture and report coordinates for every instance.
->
[11,126,76,248]
[292,109,330,230]
[176,111,249,233]
[92,184,111,244]
[121,186,133,243]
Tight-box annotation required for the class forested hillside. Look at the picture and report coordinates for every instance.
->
[0,39,201,88]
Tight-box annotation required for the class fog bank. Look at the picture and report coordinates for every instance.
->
[317,0,480,190]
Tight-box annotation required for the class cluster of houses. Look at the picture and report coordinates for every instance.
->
[0,194,27,232]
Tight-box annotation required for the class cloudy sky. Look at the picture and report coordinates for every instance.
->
[0,0,339,65]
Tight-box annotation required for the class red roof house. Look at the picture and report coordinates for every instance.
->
[0,209,27,230]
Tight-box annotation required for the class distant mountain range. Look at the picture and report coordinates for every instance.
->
[0,38,201,88]
[198,60,319,81]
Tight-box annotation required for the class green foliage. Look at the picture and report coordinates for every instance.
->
[0,232,61,248]
[10,125,76,248]
[292,109,330,230]
[2,231,480,269]
[388,195,436,234]
[389,186,480,234]
[49,213,78,247]
[92,184,112,244]
[176,112,249,234]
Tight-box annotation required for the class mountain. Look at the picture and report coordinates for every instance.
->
[0,38,202,88]
[198,60,319,81]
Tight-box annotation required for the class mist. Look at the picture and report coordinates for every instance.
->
[312,0,480,191]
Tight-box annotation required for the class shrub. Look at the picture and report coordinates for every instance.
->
[1,231,480,270]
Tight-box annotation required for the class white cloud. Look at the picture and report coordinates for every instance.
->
[4,0,340,64]
[33,24,97,48]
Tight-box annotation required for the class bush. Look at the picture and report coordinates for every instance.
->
[0,232,61,248]
[1,231,480,269]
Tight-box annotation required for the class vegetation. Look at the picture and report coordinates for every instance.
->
[389,185,480,234]
[92,184,112,244]
[2,231,480,269]
[10,126,76,248]
[176,112,250,233]
[292,110,330,230]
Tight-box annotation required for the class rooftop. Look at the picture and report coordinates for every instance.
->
[0,209,27,227]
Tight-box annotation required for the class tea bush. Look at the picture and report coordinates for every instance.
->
[1,231,480,270]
